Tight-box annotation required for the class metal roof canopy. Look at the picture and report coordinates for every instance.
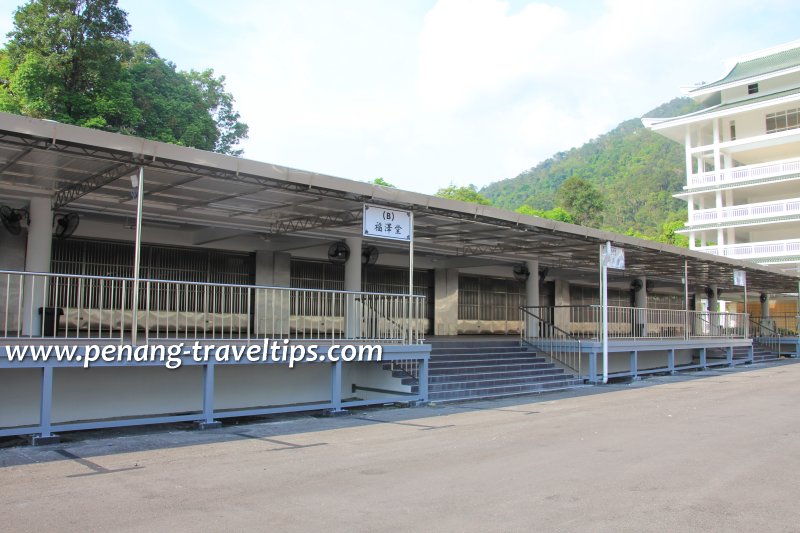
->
[0,112,798,294]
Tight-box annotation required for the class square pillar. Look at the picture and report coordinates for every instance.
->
[255,250,291,337]
[434,268,458,335]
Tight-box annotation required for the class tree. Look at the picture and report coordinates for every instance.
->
[556,175,604,227]
[372,177,396,188]
[435,184,492,205]
[516,204,575,223]
[656,219,689,247]
[0,0,248,155]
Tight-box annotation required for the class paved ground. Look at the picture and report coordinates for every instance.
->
[3,361,800,532]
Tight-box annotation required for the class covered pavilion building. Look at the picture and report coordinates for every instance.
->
[0,113,798,443]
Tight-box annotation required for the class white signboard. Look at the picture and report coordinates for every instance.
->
[604,245,625,270]
[363,204,412,241]
[733,270,747,287]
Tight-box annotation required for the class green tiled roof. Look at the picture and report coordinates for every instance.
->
[693,46,800,91]
[652,86,800,125]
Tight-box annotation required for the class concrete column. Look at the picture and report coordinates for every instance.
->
[344,237,362,338]
[708,284,720,336]
[344,237,362,292]
[525,260,539,337]
[708,284,718,312]
[434,268,458,335]
[22,197,53,336]
[713,119,721,174]
[553,279,570,333]
[254,250,291,336]
[633,276,647,337]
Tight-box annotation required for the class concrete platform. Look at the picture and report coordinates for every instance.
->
[2,359,800,531]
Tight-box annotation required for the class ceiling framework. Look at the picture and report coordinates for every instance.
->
[0,115,798,295]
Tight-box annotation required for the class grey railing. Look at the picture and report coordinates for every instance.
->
[0,270,426,344]
[752,313,798,336]
[520,306,582,378]
[749,315,782,355]
[521,305,748,340]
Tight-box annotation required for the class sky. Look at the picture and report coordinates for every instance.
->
[1,0,799,194]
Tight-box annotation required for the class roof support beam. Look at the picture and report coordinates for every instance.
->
[266,209,362,235]
[53,163,139,209]
[0,147,32,175]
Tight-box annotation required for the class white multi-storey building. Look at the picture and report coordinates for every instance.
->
[645,41,800,282]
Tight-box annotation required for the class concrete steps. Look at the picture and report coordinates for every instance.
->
[418,338,584,402]
[749,344,782,362]
[703,345,780,363]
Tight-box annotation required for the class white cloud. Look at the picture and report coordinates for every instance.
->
[415,0,567,112]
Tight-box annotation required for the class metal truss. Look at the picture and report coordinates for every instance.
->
[266,209,362,235]
[53,163,139,209]
[0,147,32,175]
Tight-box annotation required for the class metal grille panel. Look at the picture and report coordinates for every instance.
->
[458,275,525,321]
[50,238,254,310]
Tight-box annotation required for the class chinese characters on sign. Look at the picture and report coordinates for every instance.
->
[603,245,625,270]
[363,204,412,241]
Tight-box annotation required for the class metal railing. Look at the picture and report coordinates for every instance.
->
[688,157,800,188]
[751,313,799,336]
[0,270,426,344]
[520,306,582,378]
[696,238,800,260]
[520,305,749,340]
[749,315,784,355]
[691,197,800,223]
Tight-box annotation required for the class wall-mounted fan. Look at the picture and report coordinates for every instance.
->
[328,241,350,264]
[512,264,530,282]
[362,245,379,266]
[0,205,29,235]
[54,213,80,239]
[538,267,549,283]
[631,278,644,292]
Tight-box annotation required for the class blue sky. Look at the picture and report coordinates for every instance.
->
[1,0,799,194]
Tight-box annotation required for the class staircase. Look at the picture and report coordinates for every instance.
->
[704,344,780,364]
[750,342,782,362]
[404,338,584,403]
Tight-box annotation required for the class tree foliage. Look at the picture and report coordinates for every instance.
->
[555,175,604,227]
[0,0,248,154]
[481,97,705,243]
[372,177,396,187]
[435,184,492,205]
[515,204,575,223]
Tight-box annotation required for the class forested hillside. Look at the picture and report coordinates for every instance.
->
[480,97,704,242]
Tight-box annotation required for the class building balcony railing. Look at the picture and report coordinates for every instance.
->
[695,238,800,260]
[0,270,427,344]
[688,157,800,189]
[689,197,800,224]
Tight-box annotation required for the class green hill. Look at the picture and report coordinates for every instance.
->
[480,97,704,242]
